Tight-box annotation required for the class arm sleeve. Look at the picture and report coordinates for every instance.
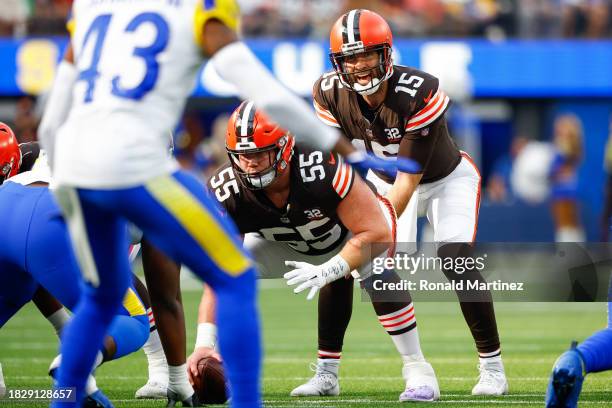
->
[18,142,41,173]
[210,41,340,151]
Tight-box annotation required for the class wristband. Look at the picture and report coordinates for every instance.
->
[195,323,217,349]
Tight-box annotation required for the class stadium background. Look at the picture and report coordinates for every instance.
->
[1,0,610,241]
[0,1,611,407]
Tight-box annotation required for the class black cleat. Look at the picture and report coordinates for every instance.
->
[166,390,201,407]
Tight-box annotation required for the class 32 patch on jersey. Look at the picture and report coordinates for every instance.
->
[304,208,324,220]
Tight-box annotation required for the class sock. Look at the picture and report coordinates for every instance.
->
[318,276,353,356]
[94,351,104,369]
[316,357,340,376]
[107,314,150,360]
[478,348,502,360]
[377,303,424,360]
[479,354,503,369]
[85,375,98,396]
[577,328,612,373]
[363,271,425,362]
[317,349,342,360]
[143,329,168,383]
[47,308,71,337]
[215,268,261,408]
[168,364,194,400]
[146,307,156,331]
[438,243,501,355]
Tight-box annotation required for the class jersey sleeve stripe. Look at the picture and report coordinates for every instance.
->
[314,107,337,123]
[313,100,337,120]
[334,164,349,197]
[405,91,450,132]
[316,112,341,128]
[332,157,352,198]
[313,100,341,128]
[332,156,345,191]
[332,157,353,199]
[337,164,353,198]
[407,90,445,123]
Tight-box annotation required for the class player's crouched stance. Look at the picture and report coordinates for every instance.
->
[0,129,154,407]
[189,103,439,402]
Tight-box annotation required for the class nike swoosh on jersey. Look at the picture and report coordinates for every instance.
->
[423,90,433,103]
[329,153,336,165]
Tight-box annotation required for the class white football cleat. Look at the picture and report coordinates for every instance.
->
[135,380,167,399]
[290,362,340,397]
[0,362,6,397]
[400,360,440,402]
[472,360,509,396]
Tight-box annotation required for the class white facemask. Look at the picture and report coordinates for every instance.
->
[246,167,276,189]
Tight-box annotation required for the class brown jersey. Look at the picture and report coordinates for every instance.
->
[313,65,461,184]
[207,145,356,256]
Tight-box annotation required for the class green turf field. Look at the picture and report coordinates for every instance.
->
[1,284,611,407]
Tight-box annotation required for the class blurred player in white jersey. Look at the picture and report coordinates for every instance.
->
[38,1,420,407]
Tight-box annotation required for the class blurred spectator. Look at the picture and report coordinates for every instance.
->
[486,134,528,202]
[14,95,38,143]
[1,0,30,37]
[510,140,556,204]
[517,0,563,38]
[562,0,611,38]
[549,114,585,242]
[3,0,612,38]
[27,0,71,36]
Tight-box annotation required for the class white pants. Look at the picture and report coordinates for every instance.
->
[243,196,397,279]
[367,154,481,249]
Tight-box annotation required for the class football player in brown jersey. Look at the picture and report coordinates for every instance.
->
[311,9,508,396]
[187,101,441,401]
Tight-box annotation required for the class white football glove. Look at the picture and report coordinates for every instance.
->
[283,255,350,300]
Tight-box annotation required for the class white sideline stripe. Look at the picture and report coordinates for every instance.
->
[264,356,558,364]
[4,343,57,349]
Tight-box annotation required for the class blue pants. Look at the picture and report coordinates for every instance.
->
[52,171,261,408]
[0,182,149,359]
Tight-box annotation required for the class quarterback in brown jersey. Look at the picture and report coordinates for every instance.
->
[187,101,441,402]
[312,9,508,396]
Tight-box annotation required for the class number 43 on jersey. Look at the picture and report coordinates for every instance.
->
[78,12,169,103]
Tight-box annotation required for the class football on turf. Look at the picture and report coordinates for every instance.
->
[192,356,228,404]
